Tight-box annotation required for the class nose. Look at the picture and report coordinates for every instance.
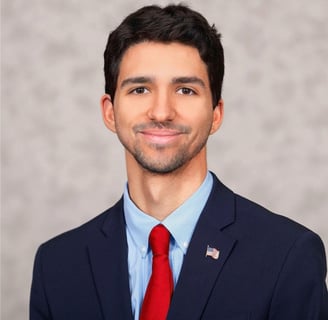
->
[147,90,176,122]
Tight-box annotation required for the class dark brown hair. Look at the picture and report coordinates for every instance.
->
[104,4,224,107]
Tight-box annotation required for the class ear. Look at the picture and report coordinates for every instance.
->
[100,94,116,133]
[210,99,224,134]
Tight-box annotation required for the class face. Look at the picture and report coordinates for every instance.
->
[101,42,223,174]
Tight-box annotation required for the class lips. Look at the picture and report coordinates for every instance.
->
[139,129,183,145]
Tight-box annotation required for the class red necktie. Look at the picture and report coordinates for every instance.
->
[139,224,174,320]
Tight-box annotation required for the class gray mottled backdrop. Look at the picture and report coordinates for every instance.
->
[2,0,328,318]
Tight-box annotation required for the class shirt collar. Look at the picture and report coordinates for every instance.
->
[123,171,213,257]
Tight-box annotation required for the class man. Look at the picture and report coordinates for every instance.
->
[30,4,328,320]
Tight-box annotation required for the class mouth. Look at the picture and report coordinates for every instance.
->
[139,129,183,145]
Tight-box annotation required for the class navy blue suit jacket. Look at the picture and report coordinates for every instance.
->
[30,174,328,319]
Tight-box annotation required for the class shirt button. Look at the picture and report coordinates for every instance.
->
[183,242,188,248]
[141,246,147,252]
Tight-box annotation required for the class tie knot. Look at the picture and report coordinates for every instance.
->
[149,224,170,256]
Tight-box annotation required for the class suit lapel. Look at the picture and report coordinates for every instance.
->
[168,175,237,320]
[87,199,133,320]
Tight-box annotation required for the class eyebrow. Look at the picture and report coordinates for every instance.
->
[120,76,206,89]
[172,76,206,88]
[120,76,153,89]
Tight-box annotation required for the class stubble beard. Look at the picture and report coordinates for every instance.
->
[127,138,209,175]
[117,121,212,175]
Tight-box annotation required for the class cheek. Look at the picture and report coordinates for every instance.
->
[190,111,214,130]
[114,116,129,134]
[114,98,147,123]
[114,111,137,141]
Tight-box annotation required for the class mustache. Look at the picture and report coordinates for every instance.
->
[133,121,191,134]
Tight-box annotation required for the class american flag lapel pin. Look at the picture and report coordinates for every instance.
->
[206,245,220,260]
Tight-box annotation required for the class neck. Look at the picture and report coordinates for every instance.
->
[126,152,208,221]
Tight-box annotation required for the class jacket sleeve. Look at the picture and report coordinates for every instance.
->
[30,245,52,320]
[269,230,328,319]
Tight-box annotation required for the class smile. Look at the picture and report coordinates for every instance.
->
[138,129,184,145]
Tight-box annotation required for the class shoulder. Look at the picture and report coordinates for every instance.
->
[236,193,326,262]
[234,193,312,240]
[210,173,325,254]
[208,174,328,317]
[37,198,123,257]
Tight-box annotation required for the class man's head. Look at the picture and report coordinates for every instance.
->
[103,4,224,107]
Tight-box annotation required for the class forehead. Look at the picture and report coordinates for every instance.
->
[117,41,209,84]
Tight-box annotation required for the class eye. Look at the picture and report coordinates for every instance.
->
[129,87,150,94]
[177,87,196,95]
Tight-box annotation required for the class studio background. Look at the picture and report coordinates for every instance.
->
[2,0,328,319]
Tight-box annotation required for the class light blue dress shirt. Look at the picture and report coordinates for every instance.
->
[123,171,213,319]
